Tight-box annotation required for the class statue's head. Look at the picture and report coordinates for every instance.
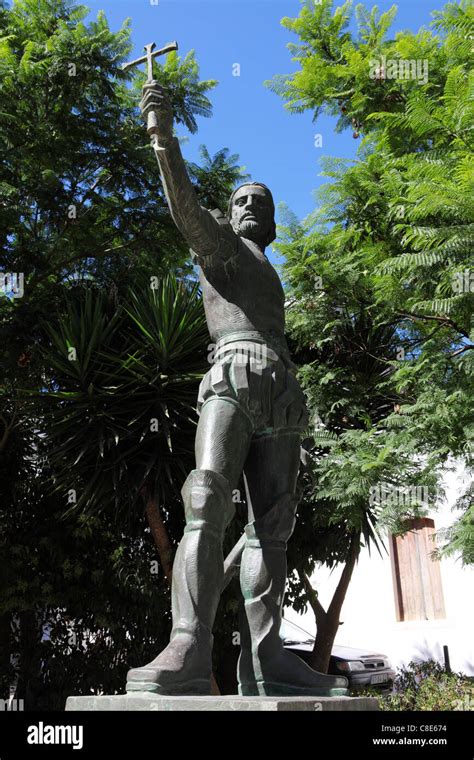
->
[227,183,276,249]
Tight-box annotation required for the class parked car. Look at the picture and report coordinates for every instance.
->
[281,618,395,692]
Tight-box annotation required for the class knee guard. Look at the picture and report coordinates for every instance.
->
[181,469,235,538]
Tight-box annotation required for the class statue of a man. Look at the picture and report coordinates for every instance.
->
[126,82,348,698]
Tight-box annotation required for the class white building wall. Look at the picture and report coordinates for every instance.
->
[286,465,474,675]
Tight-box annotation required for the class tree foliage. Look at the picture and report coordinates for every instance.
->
[39,276,208,520]
[268,0,473,667]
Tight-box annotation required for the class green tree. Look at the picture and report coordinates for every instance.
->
[269,0,473,670]
[187,145,250,211]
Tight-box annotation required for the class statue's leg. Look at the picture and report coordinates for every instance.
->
[126,397,252,696]
[238,431,349,697]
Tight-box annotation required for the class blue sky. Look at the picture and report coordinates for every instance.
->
[84,0,448,230]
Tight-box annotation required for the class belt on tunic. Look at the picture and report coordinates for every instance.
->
[213,330,297,371]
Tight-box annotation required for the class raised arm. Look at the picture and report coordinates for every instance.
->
[140,83,225,258]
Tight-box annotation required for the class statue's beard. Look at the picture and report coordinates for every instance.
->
[232,218,266,246]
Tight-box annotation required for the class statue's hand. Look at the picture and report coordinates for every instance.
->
[140,82,174,142]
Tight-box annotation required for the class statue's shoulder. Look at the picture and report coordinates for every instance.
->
[209,208,232,228]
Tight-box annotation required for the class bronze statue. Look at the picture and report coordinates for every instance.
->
[125,47,348,698]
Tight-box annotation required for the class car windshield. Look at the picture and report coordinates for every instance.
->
[279,618,315,644]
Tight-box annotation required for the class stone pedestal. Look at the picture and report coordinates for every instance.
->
[66,694,378,712]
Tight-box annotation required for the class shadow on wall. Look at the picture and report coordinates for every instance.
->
[412,639,447,664]
[408,639,473,676]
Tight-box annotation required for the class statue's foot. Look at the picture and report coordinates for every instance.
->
[238,647,349,697]
[126,632,212,696]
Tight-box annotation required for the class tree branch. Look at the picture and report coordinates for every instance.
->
[397,312,469,340]
[141,489,174,586]
[327,531,360,620]
[449,344,474,358]
[299,569,327,627]
[0,410,19,454]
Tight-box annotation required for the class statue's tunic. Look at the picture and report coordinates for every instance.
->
[156,137,308,436]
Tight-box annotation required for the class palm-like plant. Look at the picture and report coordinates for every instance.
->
[187,146,250,211]
[38,275,209,576]
[130,50,218,135]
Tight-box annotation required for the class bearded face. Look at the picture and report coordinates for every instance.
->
[230,186,275,248]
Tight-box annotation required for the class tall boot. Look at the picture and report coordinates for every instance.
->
[238,494,349,697]
[126,469,233,696]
